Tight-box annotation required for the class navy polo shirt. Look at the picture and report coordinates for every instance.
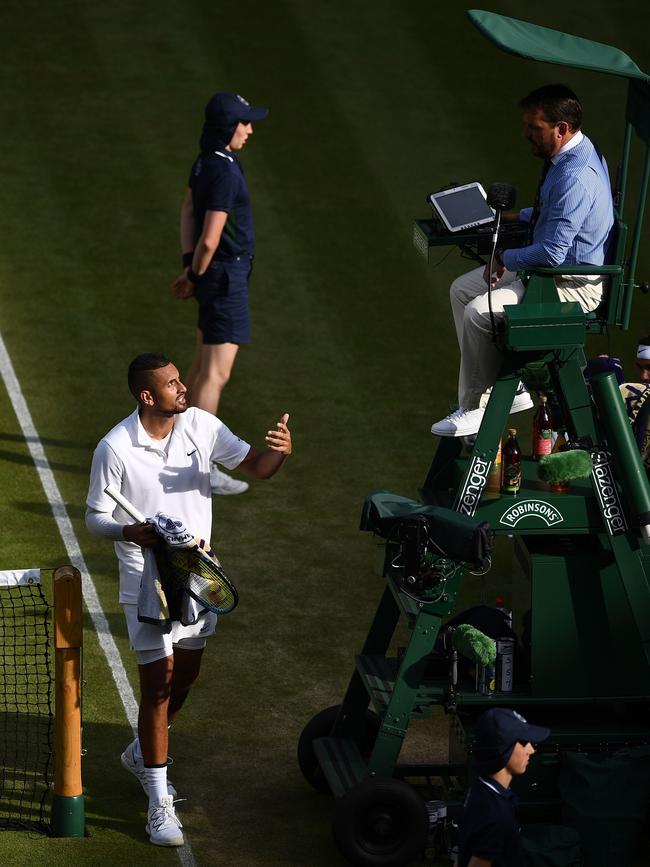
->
[189,150,255,260]
[458,777,526,867]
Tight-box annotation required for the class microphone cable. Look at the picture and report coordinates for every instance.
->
[485,183,516,342]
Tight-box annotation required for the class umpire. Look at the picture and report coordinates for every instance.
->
[458,707,550,867]
[173,92,268,495]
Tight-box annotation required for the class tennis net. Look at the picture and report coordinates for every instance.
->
[0,569,53,832]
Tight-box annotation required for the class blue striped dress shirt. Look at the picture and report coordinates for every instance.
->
[502,133,614,272]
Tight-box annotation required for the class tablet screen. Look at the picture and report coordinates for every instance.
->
[429,183,495,232]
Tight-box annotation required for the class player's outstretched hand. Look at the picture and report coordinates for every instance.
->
[172,271,195,300]
[265,412,292,455]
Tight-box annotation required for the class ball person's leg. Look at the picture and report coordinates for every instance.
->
[188,341,239,416]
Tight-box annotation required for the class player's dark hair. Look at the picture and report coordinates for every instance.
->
[638,335,650,347]
[128,353,172,400]
[520,84,582,132]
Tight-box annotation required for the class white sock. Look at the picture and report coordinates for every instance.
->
[145,766,169,807]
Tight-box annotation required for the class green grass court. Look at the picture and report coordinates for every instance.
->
[1,0,649,864]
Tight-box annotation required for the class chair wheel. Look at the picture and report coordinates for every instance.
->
[332,777,429,866]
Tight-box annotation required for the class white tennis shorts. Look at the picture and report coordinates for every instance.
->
[122,603,217,665]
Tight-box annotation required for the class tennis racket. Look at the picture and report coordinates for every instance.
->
[104,484,239,615]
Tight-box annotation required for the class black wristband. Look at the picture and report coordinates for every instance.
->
[182,251,194,268]
[495,248,505,267]
[186,267,200,284]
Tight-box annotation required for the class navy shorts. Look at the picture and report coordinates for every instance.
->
[195,256,253,345]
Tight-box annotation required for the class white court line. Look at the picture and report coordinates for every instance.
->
[0,333,196,867]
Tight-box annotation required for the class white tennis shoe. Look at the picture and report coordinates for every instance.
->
[210,465,249,495]
[510,388,534,413]
[120,741,177,798]
[431,407,485,437]
[479,384,534,413]
[146,795,184,847]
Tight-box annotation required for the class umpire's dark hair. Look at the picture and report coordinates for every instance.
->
[520,84,582,132]
[128,353,172,400]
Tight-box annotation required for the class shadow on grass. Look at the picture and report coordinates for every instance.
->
[0,432,94,451]
[67,713,350,864]
[16,501,87,520]
[0,450,88,475]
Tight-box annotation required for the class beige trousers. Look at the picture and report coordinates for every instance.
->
[450,267,603,409]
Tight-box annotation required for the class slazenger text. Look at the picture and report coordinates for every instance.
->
[458,457,490,516]
[592,453,627,532]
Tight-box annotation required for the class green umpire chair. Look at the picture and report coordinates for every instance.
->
[298,12,650,867]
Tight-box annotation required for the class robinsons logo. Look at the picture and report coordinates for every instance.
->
[500,500,564,528]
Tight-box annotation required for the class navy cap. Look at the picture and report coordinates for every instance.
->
[200,92,269,153]
[474,708,550,775]
[205,92,269,126]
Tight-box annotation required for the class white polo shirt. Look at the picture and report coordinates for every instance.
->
[87,406,250,603]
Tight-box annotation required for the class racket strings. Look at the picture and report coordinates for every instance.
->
[158,547,237,613]
[186,570,235,610]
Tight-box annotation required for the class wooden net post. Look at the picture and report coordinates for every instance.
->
[51,565,85,837]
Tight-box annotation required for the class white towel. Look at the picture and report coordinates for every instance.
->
[137,513,204,628]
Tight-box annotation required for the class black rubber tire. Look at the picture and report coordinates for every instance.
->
[332,778,429,867]
[297,704,381,794]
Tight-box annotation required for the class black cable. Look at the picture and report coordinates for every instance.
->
[486,208,502,343]
[485,183,516,344]
[428,246,455,269]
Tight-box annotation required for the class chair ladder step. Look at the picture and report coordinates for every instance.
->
[356,654,431,718]
[313,736,368,798]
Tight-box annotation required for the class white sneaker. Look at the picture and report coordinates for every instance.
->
[479,384,534,414]
[210,465,249,496]
[120,741,177,798]
[510,388,534,413]
[146,795,184,847]
[431,407,485,437]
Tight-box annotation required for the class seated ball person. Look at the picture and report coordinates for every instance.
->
[458,707,550,867]
[586,335,650,474]
[431,84,614,438]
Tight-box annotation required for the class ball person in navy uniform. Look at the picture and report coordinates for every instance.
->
[173,92,268,495]
[458,707,550,867]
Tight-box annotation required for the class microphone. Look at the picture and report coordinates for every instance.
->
[486,182,517,246]
[487,182,516,211]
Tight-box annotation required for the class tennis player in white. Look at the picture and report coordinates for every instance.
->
[86,352,291,846]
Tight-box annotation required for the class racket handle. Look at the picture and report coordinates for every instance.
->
[104,484,147,524]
